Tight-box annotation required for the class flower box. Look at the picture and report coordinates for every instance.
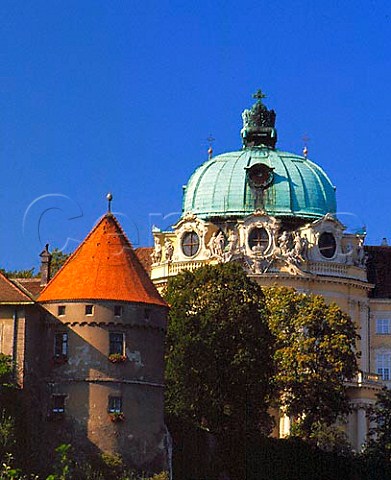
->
[109,412,125,423]
[52,355,68,366]
[108,354,127,364]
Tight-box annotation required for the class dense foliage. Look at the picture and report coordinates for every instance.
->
[362,388,391,477]
[164,262,274,437]
[263,286,359,438]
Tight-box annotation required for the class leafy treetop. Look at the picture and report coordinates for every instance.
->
[164,262,274,438]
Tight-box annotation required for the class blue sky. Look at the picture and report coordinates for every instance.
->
[1,0,391,270]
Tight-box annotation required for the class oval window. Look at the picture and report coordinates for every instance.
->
[248,227,270,252]
[181,231,200,257]
[318,232,336,258]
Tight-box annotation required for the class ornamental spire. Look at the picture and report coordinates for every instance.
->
[241,89,277,149]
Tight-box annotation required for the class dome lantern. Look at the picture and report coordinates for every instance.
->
[241,89,278,149]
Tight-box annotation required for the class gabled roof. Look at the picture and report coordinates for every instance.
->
[0,271,33,304]
[12,278,43,300]
[38,214,166,307]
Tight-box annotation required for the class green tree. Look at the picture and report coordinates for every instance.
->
[365,388,391,461]
[0,268,35,279]
[50,249,70,277]
[164,262,274,438]
[263,286,359,439]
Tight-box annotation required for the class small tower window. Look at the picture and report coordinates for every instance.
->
[144,308,151,321]
[109,332,125,355]
[58,306,66,316]
[52,394,66,414]
[54,332,68,358]
[85,305,93,315]
[108,396,122,413]
[114,305,122,317]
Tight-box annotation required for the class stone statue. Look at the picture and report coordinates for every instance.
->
[151,238,162,264]
[278,231,290,256]
[215,231,225,258]
[227,229,238,256]
[343,243,354,265]
[292,232,305,263]
[301,234,309,259]
[356,237,365,267]
[164,239,174,262]
[208,231,225,258]
[207,232,217,257]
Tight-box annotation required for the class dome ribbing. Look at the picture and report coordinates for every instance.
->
[182,147,336,221]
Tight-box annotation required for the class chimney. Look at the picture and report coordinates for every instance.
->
[40,244,52,286]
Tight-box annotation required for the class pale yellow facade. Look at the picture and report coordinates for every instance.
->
[150,210,387,451]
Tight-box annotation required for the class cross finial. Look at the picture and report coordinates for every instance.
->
[302,134,310,158]
[106,192,113,213]
[253,89,267,102]
[207,134,215,159]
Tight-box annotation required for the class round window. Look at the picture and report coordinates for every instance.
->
[248,227,270,252]
[318,232,337,258]
[181,231,200,257]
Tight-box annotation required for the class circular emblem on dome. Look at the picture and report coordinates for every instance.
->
[246,163,274,189]
[181,231,200,257]
[318,232,337,259]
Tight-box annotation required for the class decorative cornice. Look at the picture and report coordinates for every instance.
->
[46,377,164,388]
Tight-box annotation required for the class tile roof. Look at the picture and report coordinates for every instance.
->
[365,245,391,298]
[38,214,167,307]
[12,278,43,299]
[135,247,153,274]
[0,271,33,303]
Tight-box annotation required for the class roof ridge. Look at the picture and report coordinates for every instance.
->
[0,271,33,302]
[40,213,119,296]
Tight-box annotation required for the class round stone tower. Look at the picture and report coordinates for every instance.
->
[38,213,168,473]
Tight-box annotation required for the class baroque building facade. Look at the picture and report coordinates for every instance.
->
[149,90,388,451]
[0,89,390,463]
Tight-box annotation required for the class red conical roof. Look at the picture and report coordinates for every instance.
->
[38,214,166,307]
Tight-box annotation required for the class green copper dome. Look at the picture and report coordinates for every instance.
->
[182,147,336,220]
[182,90,336,221]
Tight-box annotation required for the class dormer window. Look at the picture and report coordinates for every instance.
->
[85,305,93,316]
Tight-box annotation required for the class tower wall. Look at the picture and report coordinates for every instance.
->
[41,300,167,472]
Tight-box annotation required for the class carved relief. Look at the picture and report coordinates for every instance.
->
[164,239,174,262]
[151,237,162,264]
[207,231,225,260]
